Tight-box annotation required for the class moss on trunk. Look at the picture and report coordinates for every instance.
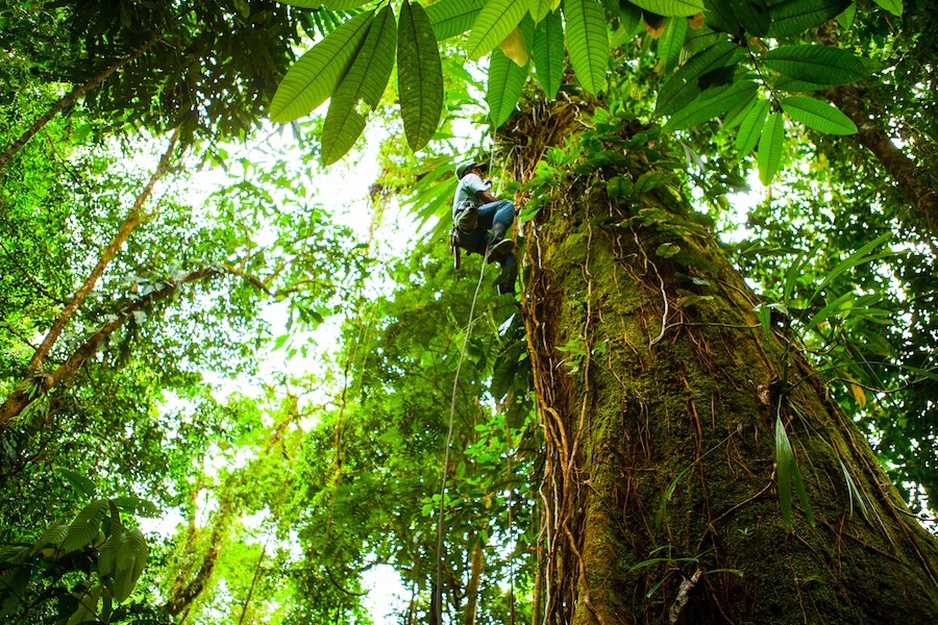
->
[506,99,938,624]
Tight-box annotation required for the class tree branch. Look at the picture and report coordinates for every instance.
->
[0,263,212,427]
[23,130,179,379]
[0,32,161,173]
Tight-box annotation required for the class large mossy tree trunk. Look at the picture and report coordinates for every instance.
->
[507,98,938,624]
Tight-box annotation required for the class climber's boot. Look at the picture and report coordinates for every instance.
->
[486,222,514,263]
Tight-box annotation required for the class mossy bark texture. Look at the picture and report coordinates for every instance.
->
[506,100,938,625]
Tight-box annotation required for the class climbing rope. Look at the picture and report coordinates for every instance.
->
[434,135,502,623]
[433,250,488,623]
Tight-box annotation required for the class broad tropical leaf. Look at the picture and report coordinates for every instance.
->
[398,0,444,151]
[563,0,608,94]
[322,4,397,164]
[533,9,565,98]
[276,0,323,6]
[723,90,758,128]
[734,0,770,36]
[426,0,486,40]
[629,0,704,17]
[735,98,769,155]
[656,41,743,115]
[872,0,902,16]
[270,12,374,122]
[488,48,530,127]
[530,0,555,23]
[757,111,784,185]
[113,528,147,602]
[764,45,868,87]
[704,0,770,35]
[657,16,688,73]
[780,96,857,135]
[768,0,851,37]
[663,80,758,131]
[324,0,371,8]
[63,499,108,553]
[466,0,528,60]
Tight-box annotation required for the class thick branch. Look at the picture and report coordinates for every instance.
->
[814,24,938,235]
[23,130,179,380]
[0,32,161,173]
[0,265,217,426]
[823,84,938,234]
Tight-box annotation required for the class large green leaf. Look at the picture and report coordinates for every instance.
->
[322,4,397,164]
[530,0,556,23]
[270,12,374,122]
[767,0,850,37]
[488,48,530,127]
[398,0,444,151]
[63,499,108,553]
[324,0,371,8]
[735,98,769,156]
[629,0,704,17]
[757,111,784,185]
[276,0,323,7]
[775,416,815,530]
[764,45,868,87]
[426,0,486,40]
[705,0,770,35]
[780,96,857,135]
[113,528,147,602]
[656,41,743,115]
[533,9,565,99]
[734,0,770,36]
[607,0,644,37]
[466,0,528,60]
[872,0,902,16]
[663,80,758,131]
[563,0,608,94]
[657,16,688,73]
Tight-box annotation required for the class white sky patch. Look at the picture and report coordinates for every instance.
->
[361,564,408,624]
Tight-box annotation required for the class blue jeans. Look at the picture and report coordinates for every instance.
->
[454,200,515,258]
[454,200,517,293]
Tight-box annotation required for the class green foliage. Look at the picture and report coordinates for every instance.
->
[767,0,851,37]
[269,11,374,123]
[757,111,785,184]
[663,80,759,131]
[466,0,529,59]
[764,45,868,86]
[488,49,530,127]
[775,416,815,530]
[533,9,565,98]
[0,495,151,623]
[655,41,744,116]
[322,4,398,164]
[563,0,609,94]
[629,0,704,17]
[780,96,857,136]
[398,0,444,151]
[427,0,487,39]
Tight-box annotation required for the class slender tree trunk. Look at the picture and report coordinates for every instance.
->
[508,98,938,624]
[0,130,179,427]
[464,541,484,625]
[0,32,161,173]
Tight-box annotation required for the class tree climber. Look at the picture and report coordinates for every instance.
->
[451,160,518,295]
